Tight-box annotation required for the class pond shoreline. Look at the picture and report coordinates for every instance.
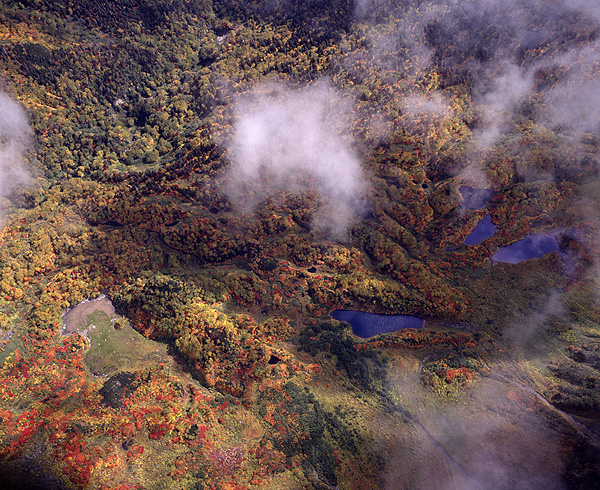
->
[330,309,425,338]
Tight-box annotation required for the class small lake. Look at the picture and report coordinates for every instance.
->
[459,186,493,210]
[492,234,559,264]
[330,310,424,338]
[464,215,497,245]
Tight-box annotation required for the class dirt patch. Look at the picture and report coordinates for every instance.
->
[1,328,13,343]
[62,295,115,335]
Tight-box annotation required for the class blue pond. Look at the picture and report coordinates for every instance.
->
[464,215,497,245]
[330,310,424,338]
[459,186,493,210]
[492,234,559,264]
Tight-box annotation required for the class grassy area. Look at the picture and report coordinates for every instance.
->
[65,299,169,377]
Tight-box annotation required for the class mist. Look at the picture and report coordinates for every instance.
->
[401,92,450,123]
[342,2,600,488]
[471,61,534,151]
[378,287,590,490]
[542,41,600,136]
[0,91,32,223]
[383,375,570,490]
[351,0,600,185]
[223,81,368,240]
[568,0,600,22]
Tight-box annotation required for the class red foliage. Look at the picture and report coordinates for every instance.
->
[444,367,474,383]
[127,445,144,460]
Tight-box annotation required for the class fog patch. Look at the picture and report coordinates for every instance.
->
[0,91,32,224]
[399,91,456,151]
[471,61,534,151]
[383,355,571,488]
[542,42,600,137]
[381,371,570,490]
[566,0,600,23]
[546,79,600,134]
[401,92,450,122]
[223,81,368,240]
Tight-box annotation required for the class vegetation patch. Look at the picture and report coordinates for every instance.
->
[63,296,169,377]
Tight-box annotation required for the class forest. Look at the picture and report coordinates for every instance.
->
[0,0,599,489]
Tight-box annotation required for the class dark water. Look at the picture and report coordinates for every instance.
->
[331,310,424,338]
[464,215,497,245]
[459,186,493,210]
[522,29,549,49]
[492,234,559,263]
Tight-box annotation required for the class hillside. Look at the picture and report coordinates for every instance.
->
[0,1,599,489]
